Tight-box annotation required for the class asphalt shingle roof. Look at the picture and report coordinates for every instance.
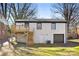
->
[15,18,67,23]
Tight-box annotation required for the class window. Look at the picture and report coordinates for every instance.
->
[51,23,56,30]
[37,23,42,30]
[25,23,29,28]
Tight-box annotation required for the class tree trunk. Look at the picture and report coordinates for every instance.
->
[75,26,77,38]
[74,24,78,38]
[67,22,70,39]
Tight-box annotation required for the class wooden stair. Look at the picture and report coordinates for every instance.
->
[27,31,34,46]
[11,25,34,47]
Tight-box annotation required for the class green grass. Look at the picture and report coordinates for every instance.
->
[14,47,79,56]
[68,39,79,43]
[12,39,79,56]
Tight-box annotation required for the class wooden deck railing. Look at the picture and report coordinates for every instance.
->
[11,25,29,33]
[11,25,34,46]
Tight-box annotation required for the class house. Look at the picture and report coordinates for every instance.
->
[0,22,6,39]
[68,23,77,39]
[12,18,67,46]
[0,14,9,46]
[0,21,9,45]
[76,24,79,38]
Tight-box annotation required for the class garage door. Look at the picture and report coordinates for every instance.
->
[54,34,64,43]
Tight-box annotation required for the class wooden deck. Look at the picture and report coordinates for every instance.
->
[11,25,28,33]
[11,25,34,46]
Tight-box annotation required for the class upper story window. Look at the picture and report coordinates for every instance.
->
[25,23,29,28]
[51,23,56,30]
[37,23,42,30]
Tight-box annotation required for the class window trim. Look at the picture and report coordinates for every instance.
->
[51,23,56,30]
[37,23,42,30]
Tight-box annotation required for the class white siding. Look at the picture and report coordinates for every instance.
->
[29,23,67,44]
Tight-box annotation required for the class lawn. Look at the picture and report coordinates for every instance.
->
[13,39,79,56]
[68,39,79,43]
[14,46,79,56]
[0,39,79,56]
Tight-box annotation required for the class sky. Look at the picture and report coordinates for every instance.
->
[36,3,63,19]
[37,3,51,18]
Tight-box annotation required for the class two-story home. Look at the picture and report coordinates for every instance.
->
[12,18,67,46]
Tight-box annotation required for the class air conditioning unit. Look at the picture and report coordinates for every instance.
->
[46,40,51,44]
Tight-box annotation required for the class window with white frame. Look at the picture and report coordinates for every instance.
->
[51,23,56,30]
[37,23,42,30]
[25,23,29,28]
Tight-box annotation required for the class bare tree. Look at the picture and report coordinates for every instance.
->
[0,3,36,49]
[51,3,79,38]
[11,3,36,20]
[0,3,13,33]
[0,3,12,48]
[0,3,37,32]
[0,3,7,19]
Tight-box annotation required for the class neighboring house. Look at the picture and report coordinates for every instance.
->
[0,21,9,45]
[76,24,79,38]
[68,23,77,39]
[0,14,6,40]
[0,22,6,38]
[12,18,67,46]
[0,14,9,45]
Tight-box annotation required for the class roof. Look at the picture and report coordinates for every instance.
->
[15,18,67,23]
